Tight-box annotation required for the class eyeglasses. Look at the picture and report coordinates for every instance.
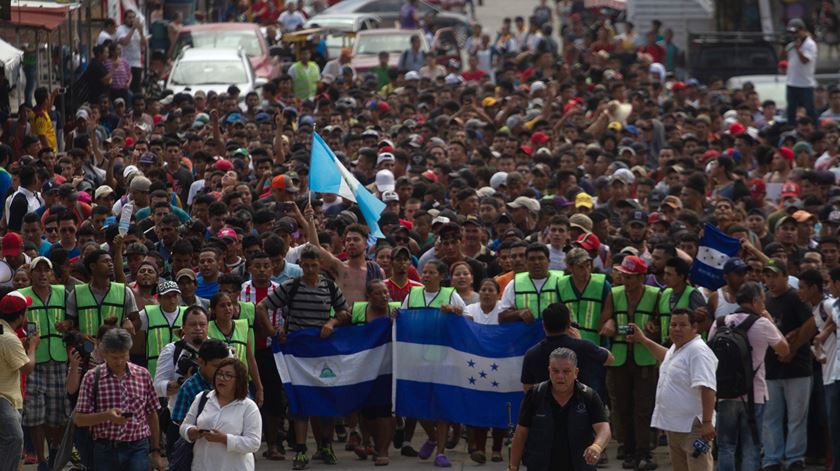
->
[217,371,235,381]
[46,227,58,233]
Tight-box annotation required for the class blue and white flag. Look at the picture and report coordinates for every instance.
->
[273,317,392,417]
[394,309,544,428]
[690,224,741,290]
[309,132,386,238]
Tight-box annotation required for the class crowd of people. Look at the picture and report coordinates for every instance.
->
[1,1,840,471]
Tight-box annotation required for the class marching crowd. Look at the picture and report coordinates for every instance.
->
[2,1,840,471]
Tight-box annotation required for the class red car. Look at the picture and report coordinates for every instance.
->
[172,23,273,78]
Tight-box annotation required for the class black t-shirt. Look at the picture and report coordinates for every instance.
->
[521,335,609,397]
[86,59,109,101]
[518,382,608,470]
[765,288,813,379]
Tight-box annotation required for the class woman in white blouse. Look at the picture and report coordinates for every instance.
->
[464,278,502,325]
[180,358,263,471]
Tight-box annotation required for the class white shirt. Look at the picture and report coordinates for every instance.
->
[651,336,718,433]
[4,186,44,224]
[96,30,114,46]
[498,276,548,312]
[816,298,839,384]
[465,302,501,325]
[548,246,566,271]
[831,302,840,383]
[139,306,181,332]
[180,391,262,471]
[154,342,179,403]
[116,24,142,67]
[278,11,306,32]
[786,36,817,88]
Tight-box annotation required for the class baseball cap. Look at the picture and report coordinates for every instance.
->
[272,175,299,192]
[57,184,78,200]
[0,291,32,314]
[490,172,508,189]
[781,181,801,199]
[375,170,395,192]
[29,256,53,271]
[661,195,683,210]
[614,255,648,275]
[787,18,806,32]
[158,280,181,295]
[1,232,23,258]
[575,192,593,209]
[723,257,749,274]
[569,213,593,233]
[764,257,788,274]
[576,232,601,252]
[213,159,234,172]
[95,186,115,200]
[382,190,399,202]
[748,178,766,197]
[565,247,592,266]
[41,180,59,195]
[217,227,238,240]
[176,268,198,283]
[628,210,649,226]
[129,176,152,193]
[376,153,395,166]
[506,196,540,213]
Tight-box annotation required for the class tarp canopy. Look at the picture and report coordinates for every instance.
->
[3,1,70,31]
[0,38,23,87]
[584,0,626,10]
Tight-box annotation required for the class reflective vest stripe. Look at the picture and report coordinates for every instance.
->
[513,272,563,320]
[19,286,66,363]
[75,283,127,337]
[558,274,606,344]
[145,305,185,378]
[406,286,455,309]
[610,285,659,367]
[208,319,249,369]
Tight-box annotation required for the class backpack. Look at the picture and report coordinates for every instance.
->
[709,314,759,399]
[168,390,211,471]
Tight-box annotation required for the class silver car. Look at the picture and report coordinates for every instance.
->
[166,48,267,97]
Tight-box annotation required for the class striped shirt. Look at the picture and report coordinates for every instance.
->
[264,276,348,333]
[106,58,132,90]
[241,279,283,349]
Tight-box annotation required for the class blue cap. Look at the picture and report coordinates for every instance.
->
[41,180,59,194]
[255,112,271,123]
[225,113,245,124]
[299,115,315,127]
[686,78,700,87]
[723,257,749,274]
[624,124,639,136]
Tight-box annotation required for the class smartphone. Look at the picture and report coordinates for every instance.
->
[25,322,37,337]
[121,412,134,418]
[198,429,211,433]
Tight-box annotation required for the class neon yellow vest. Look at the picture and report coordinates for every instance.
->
[513,272,563,320]
[611,285,659,367]
[351,301,401,324]
[74,283,127,337]
[18,286,66,363]
[558,273,607,344]
[208,319,249,368]
[406,286,455,309]
[658,286,696,344]
[292,61,319,100]
[238,301,256,350]
[145,305,185,378]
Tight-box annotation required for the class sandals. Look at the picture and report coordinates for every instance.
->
[470,450,487,464]
[265,447,286,461]
[374,456,390,466]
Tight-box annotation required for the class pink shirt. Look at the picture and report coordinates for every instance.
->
[709,313,784,404]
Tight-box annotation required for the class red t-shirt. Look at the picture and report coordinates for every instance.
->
[385,278,423,304]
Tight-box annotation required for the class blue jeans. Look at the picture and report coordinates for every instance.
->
[826,381,840,471]
[716,400,765,471]
[92,438,149,471]
[23,64,36,106]
[786,85,816,124]
[0,399,23,471]
[763,376,812,468]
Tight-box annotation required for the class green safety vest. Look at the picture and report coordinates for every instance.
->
[513,272,563,320]
[238,301,256,350]
[558,274,607,344]
[18,286,67,363]
[145,305,185,378]
[351,301,401,324]
[292,61,319,100]
[658,286,696,344]
[611,285,659,367]
[406,286,455,309]
[74,283,127,337]
[208,319,249,368]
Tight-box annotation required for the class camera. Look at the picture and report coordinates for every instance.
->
[176,343,200,377]
[617,325,634,336]
[691,439,710,458]
[63,331,95,358]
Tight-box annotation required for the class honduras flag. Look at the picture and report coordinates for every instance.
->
[394,309,544,428]
[309,132,386,238]
[690,224,741,290]
[273,317,392,417]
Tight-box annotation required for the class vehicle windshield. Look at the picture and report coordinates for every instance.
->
[355,34,423,55]
[170,61,248,85]
[174,31,262,58]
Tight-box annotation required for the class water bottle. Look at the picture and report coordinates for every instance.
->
[118,202,133,236]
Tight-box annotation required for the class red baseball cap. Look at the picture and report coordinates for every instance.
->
[614,255,648,275]
[213,159,234,172]
[671,81,687,92]
[0,291,32,314]
[1,232,23,258]
[779,147,795,161]
[271,174,299,192]
[701,150,721,162]
[421,170,439,183]
[576,232,601,252]
[749,178,766,196]
[728,123,746,135]
[531,132,550,146]
[647,212,667,225]
[217,227,238,240]
[519,144,533,157]
[781,180,801,198]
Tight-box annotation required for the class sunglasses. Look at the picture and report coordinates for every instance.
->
[46,227,58,233]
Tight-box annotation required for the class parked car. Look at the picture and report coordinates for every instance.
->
[350,28,461,73]
[304,13,382,59]
[172,23,272,78]
[313,0,470,44]
[687,32,779,84]
[166,48,267,96]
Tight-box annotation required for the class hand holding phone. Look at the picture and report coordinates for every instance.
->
[25,322,37,337]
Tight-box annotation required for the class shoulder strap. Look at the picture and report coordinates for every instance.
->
[173,339,185,367]
[196,390,210,418]
[715,317,727,329]
[286,278,302,314]
[818,300,830,322]
[92,365,102,412]
[737,314,760,333]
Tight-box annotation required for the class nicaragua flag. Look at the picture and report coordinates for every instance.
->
[394,309,544,428]
[690,224,741,290]
[309,132,386,238]
[273,317,392,417]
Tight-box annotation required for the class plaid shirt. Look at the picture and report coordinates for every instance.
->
[171,371,211,423]
[75,362,160,441]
